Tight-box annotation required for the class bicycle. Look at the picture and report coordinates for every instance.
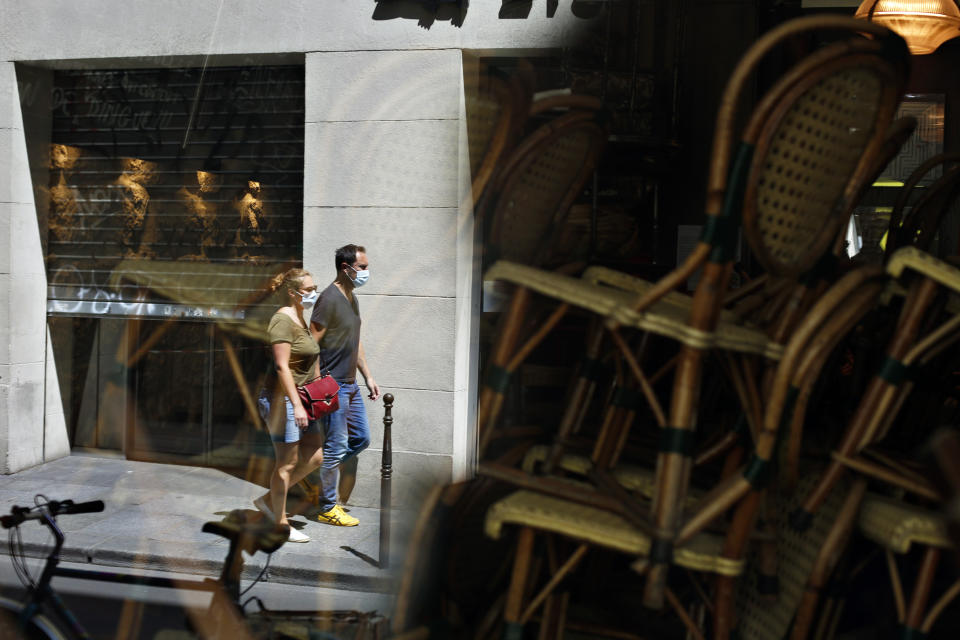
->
[0,495,387,639]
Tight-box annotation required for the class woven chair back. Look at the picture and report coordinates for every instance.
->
[487,109,605,265]
[742,45,904,277]
[735,473,852,640]
[886,153,960,257]
[466,72,517,201]
[901,164,960,254]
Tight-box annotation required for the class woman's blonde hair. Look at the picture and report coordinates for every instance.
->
[270,268,311,295]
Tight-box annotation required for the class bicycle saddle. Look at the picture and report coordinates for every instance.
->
[202,510,288,554]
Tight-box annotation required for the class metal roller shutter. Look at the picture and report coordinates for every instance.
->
[45,64,304,322]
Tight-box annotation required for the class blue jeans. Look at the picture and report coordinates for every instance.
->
[258,390,325,443]
[319,381,371,511]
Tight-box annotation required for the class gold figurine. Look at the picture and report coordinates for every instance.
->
[234,179,268,263]
[116,157,158,258]
[177,169,222,261]
[47,144,82,244]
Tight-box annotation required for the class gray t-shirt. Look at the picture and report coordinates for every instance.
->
[310,282,361,382]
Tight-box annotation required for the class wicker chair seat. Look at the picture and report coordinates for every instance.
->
[887,246,960,295]
[581,264,717,312]
[884,246,960,313]
[484,489,744,576]
[486,261,783,359]
[857,493,953,554]
[521,445,702,509]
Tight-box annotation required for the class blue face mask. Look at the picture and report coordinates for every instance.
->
[348,265,370,288]
[296,289,319,307]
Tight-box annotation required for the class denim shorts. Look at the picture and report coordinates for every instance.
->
[258,390,325,444]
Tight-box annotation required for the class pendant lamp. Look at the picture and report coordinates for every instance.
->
[855,1,960,54]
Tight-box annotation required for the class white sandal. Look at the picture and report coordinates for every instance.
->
[286,526,310,543]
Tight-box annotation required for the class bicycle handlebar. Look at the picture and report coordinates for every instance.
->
[1,499,104,529]
[60,500,105,515]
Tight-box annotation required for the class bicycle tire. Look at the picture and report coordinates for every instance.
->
[0,595,71,640]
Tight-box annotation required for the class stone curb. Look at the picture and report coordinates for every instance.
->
[1,539,399,593]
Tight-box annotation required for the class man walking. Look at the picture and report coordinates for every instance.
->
[309,244,380,526]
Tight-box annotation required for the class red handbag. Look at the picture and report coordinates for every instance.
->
[297,373,339,420]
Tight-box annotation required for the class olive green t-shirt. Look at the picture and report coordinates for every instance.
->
[268,312,320,387]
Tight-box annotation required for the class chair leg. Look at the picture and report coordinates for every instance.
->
[756,491,780,599]
[904,547,941,634]
[793,278,939,529]
[644,343,706,609]
[665,587,706,640]
[593,403,638,471]
[479,287,532,455]
[789,479,867,640]
[504,527,536,640]
[921,578,960,634]
[713,490,763,640]
[520,544,588,625]
[536,592,569,640]
[544,320,605,473]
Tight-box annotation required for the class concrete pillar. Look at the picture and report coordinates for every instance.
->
[302,49,474,507]
[0,61,70,473]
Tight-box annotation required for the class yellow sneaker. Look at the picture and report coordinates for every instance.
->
[316,504,359,527]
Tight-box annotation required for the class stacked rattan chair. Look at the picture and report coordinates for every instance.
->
[506,111,916,500]
[474,94,607,457]
[488,265,890,639]
[482,96,606,268]
[793,249,960,526]
[769,245,960,640]
[885,152,960,260]
[463,15,913,640]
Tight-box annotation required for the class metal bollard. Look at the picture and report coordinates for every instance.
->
[379,393,394,569]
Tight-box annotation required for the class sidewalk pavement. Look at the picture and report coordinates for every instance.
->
[0,453,416,597]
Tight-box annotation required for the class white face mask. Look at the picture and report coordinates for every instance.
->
[295,289,319,307]
[347,265,370,288]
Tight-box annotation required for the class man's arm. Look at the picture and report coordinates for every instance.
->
[357,340,380,400]
[309,291,330,343]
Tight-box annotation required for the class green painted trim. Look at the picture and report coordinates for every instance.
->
[579,357,606,383]
[878,356,915,386]
[611,386,644,410]
[708,142,754,263]
[484,365,513,394]
[659,427,696,456]
[742,454,771,488]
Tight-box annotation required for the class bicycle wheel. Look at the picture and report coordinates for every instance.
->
[0,596,71,640]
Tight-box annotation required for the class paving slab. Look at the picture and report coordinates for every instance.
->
[0,454,416,594]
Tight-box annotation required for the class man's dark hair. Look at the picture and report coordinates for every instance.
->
[335,244,366,271]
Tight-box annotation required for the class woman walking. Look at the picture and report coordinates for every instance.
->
[254,268,325,542]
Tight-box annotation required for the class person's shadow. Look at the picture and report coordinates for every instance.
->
[213,509,310,532]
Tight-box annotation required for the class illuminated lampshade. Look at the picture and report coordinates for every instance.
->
[856,0,960,55]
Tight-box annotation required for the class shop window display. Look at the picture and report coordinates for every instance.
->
[28,63,305,471]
